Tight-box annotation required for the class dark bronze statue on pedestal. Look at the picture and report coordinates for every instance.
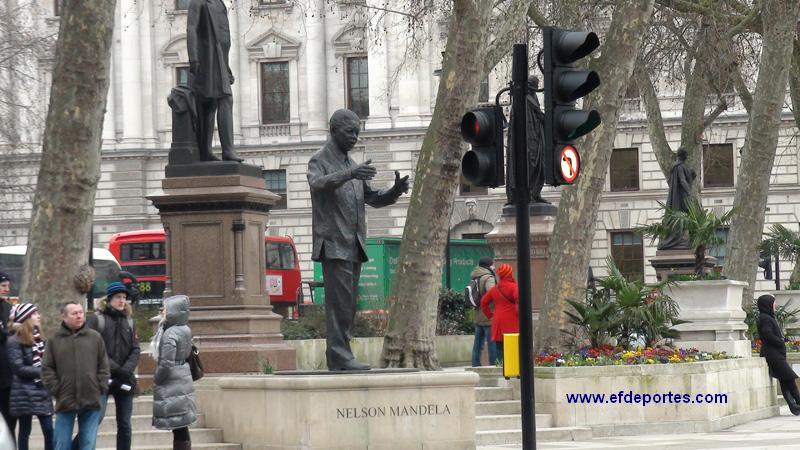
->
[307,109,410,371]
[658,147,697,250]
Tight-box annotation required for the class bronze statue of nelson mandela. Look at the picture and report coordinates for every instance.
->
[307,109,410,371]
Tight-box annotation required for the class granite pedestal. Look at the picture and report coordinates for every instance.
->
[140,172,296,382]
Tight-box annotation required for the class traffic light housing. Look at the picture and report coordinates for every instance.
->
[543,27,602,186]
[460,105,505,187]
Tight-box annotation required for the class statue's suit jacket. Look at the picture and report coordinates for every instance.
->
[307,141,401,262]
[187,0,232,99]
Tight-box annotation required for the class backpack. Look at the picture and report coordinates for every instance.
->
[96,312,134,335]
[464,272,494,308]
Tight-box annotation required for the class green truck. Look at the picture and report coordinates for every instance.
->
[312,237,493,311]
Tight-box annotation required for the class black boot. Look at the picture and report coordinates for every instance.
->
[173,440,191,450]
[782,387,800,415]
[221,148,244,163]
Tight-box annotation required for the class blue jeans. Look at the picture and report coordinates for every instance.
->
[472,325,497,366]
[54,409,101,450]
[18,414,53,450]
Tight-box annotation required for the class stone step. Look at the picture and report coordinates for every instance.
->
[478,377,501,388]
[476,414,552,431]
[32,428,223,448]
[29,414,205,435]
[476,426,592,445]
[476,400,521,416]
[97,445,240,450]
[475,386,514,402]
[107,396,154,416]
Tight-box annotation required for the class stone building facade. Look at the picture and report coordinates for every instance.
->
[1,0,799,296]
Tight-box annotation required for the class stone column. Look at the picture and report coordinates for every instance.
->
[304,5,328,135]
[486,204,557,312]
[364,9,391,130]
[119,0,143,146]
[137,0,157,145]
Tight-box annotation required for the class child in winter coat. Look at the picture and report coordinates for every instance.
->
[480,264,519,362]
[6,303,53,450]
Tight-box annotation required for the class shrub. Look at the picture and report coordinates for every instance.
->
[132,305,159,343]
[744,298,800,341]
[437,289,473,335]
[280,306,387,340]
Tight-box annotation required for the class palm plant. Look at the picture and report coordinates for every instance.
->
[564,258,686,350]
[637,199,735,277]
[762,224,800,287]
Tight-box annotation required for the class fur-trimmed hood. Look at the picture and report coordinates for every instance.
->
[94,298,133,317]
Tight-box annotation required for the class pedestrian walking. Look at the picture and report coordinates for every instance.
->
[480,264,519,362]
[42,301,110,450]
[756,294,800,415]
[6,303,53,450]
[469,257,498,366]
[0,272,17,439]
[151,295,197,450]
[71,282,140,450]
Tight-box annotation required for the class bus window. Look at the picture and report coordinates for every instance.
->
[121,242,165,261]
[0,253,24,297]
[266,242,296,270]
[91,258,121,299]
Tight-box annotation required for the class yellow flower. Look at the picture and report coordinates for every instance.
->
[646,358,655,364]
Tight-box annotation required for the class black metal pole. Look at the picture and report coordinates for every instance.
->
[87,226,94,310]
[511,43,536,449]
[776,257,781,291]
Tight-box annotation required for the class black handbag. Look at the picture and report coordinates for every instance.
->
[187,344,204,381]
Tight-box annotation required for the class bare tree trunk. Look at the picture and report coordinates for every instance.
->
[535,0,655,352]
[790,262,800,287]
[380,0,495,369]
[725,0,800,306]
[20,0,116,331]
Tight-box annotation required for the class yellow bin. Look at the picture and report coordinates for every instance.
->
[503,333,520,378]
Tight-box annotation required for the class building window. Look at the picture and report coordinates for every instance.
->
[479,77,490,103]
[709,228,729,267]
[264,170,287,209]
[459,174,488,196]
[703,143,734,188]
[175,66,189,86]
[610,231,644,281]
[260,62,290,124]
[609,147,639,192]
[175,0,189,10]
[346,57,369,119]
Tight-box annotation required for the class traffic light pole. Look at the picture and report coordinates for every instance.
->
[510,43,536,449]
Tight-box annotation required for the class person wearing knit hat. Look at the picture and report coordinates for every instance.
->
[6,302,53,450]
[0,270,15,438]
[480,263,519,362]
[470,257,497,366]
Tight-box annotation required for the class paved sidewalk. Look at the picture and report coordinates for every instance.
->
[479,406,800,449]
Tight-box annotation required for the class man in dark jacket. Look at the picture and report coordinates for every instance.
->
[307,109,410,371]
[71,282,140,450]
[470,257,497,367]
[186,0,243,162]
[0,271,16,437]
[42,301,109,450]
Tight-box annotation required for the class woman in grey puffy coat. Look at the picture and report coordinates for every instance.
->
[151,295,196,450]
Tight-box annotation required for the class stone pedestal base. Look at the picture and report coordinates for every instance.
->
[650,248,717,281]
[144,173,296,380]
[196,371,479,450]
[668,280,751,358]
[486,204,557,311]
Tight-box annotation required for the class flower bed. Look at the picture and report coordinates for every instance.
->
[751,338,800,354]
[535,345,729,367]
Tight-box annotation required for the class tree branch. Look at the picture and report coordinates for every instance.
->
[702,98,728,128]
[634,62,675,177]
[483,0,534,76]
[527,2,550,28]
[732,62,753,113]
[789,37,800,132]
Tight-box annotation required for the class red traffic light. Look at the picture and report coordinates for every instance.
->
[460,110,494,145]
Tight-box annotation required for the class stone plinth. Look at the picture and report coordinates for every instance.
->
[486,204,557,311]
[144,173,296,377]
[668,280,751,357]
[525,358,777,437]
[195,371,479,450]
[649,248,717,281]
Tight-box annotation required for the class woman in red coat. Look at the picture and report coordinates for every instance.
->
[480,264,519,362]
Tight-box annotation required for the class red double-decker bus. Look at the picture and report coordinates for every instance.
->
[108,230,301,316]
